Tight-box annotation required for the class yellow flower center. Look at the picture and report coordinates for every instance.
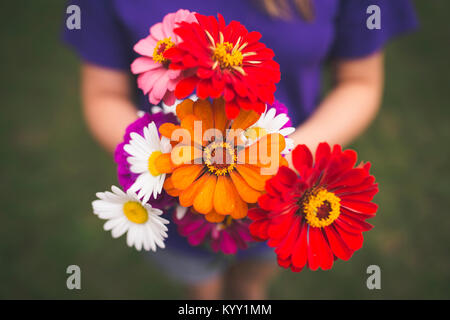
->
[123,201,148,224]
[148,151,162,176]
[213,41,243,69]
[204,141,237,176]
[153,37,175,64]
[244,127,268,140]
[303,189,341,228]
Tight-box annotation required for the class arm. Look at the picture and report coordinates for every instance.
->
[81,63,139,153]
[288,51,384,157]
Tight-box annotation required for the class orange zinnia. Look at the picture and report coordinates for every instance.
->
[153,98,287,223]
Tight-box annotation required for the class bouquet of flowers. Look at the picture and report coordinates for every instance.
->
[92,10,378,272]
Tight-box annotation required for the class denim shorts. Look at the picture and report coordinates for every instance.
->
[148,210,276,284]
[148,244,276,285]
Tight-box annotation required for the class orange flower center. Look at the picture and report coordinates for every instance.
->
[300,188,341,228]
[153,37,175,64]
[204,141,237,176]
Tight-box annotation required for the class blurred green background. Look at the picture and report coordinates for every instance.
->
[1,1,449,299]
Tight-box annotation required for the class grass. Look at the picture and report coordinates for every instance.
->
[0,0,449,299]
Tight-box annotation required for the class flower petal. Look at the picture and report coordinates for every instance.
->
[236,164,268,191]
[204,210,226,223]
[154,153,174,174]
[193,174,217,214]
[291,221,308,269]
[231,108,260,130]
[193,99,214,132]
[292,144,313,175]
[213,176,236,215]
[229,171,262,203]
[171,165,204,190]
[179,174,208,207]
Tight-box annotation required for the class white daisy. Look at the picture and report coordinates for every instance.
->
[151,94,198,115]
[92,186,169,251]
[124,122,172,203]
[242,106,295,154]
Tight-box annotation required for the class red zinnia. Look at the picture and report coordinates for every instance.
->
[164,13,280,119]
[248,143,379,272]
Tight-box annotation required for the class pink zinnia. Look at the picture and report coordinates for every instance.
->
[131,9,197,106]
[174,209,253,255]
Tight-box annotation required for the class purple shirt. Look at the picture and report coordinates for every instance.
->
[64,0,417,127]
[64,0,417,256]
